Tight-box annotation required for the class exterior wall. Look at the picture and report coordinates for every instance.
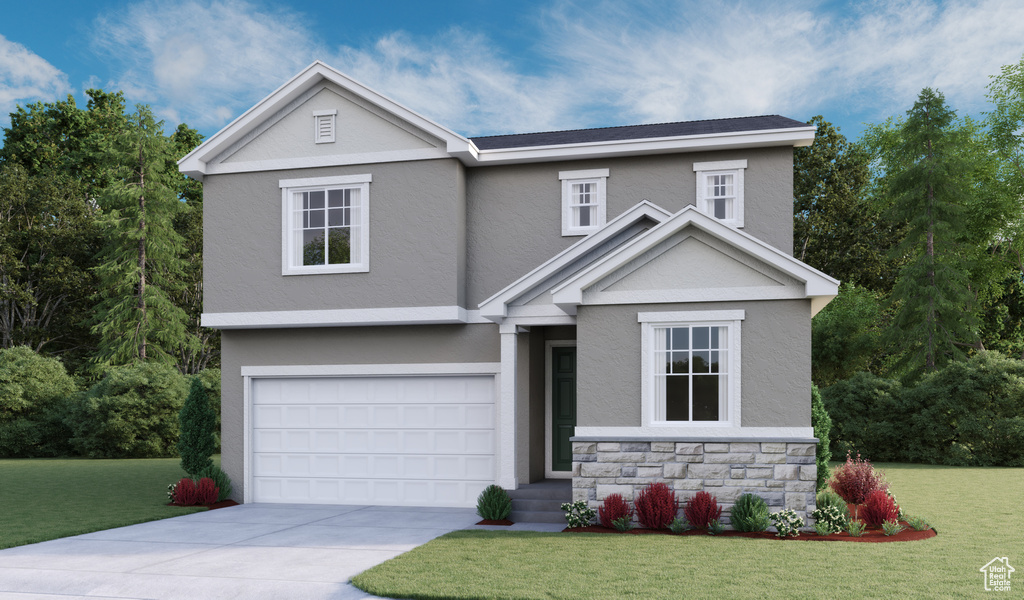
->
[203,158,465,314]
[219,323,499,501]
[465,147,794,306]
[576,299,812,428]
[571,440,818,524]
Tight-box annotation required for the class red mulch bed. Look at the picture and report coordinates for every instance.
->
[168,500,239,510]
[477,519,514,526]
[563,521,936,542]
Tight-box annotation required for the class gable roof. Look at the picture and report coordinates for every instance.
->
[471,116,810,150]
[179,62,816,178]
[548,206,839,316]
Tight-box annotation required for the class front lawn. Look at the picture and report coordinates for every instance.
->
[352,464,1023,599]
[0,457,209,549]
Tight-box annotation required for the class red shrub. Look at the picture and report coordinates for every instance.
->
[598,494,633,528]
[173,478,198,506]
[683,491,722,529]
[634,483,679,529]
[196,477,219,505]
[860,489,900,527]
[828,452,888,505]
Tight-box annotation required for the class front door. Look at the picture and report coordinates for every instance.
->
[551,347,577,472]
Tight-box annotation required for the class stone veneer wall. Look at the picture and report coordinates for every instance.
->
[572,440,818,526]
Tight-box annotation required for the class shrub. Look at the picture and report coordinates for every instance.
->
[811,384,832,491]
[860,489,899,527]
[612,516,633,532]
[178,377,217,476]
[172,477,198,506]
[560,501,595,528]
[195,369,222,452]
[196,477,219,505]
[882,520,905,536]
[822,371,906,460]
[683,491,722,530]
[707,519,725,535]
[65,362,188,458]
[828,452,888,505]
[668,516,690,533]
[476,485,512,521]
[810,504,847,535]
[906,515,930,531]
[196,465,233,502]
[847,520,866,537]
[598,494,633,529]
[730,493,770,532]
[0,346,78,457]
[769,509,804,538]
[635,483,678,529]
[815,490,851,523]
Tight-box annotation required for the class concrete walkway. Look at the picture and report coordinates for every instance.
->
[0,503,562,600]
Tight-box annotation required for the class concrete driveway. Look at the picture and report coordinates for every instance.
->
[0,503,486,600]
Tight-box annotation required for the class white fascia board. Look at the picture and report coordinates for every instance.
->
[178,61,471,177]
[550,206,839,310]
[477,200,673,320]
[467,127,816,167]
[202,305,480,329]
[241,362,500,377]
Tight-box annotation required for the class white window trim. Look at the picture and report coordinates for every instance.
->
[313,109,337,144]
[694,159,746,228]
[280,174,371,275]
[559,168,608,236]
[639,310,744,428]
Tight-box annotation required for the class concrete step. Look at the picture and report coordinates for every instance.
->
[512,498,568,512]
[507,479,572,500]
[509,509,567,524]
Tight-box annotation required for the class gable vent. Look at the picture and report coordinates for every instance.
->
[313,110,337,144]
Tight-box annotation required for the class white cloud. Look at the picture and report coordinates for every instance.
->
[91,0,318,128]
[0,34,70,123]
[86,0,1024,137]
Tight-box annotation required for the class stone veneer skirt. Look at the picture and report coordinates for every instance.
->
[571,440,818,526]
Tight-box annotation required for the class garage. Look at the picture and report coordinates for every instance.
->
[249,374,496,506]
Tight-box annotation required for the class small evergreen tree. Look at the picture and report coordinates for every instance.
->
[178,376,216,476]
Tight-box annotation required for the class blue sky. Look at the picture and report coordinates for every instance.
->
[2,0,1024,144]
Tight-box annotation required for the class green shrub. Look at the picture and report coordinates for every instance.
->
[823,371,907,461]
[0,346,79,457]
[810,504,848,535]
[178,377,216,476]
[195,466,232,502]
[815,490,851,523]
[847,520,866,537]
[668,516,690,533]
[476,485,512,521]
[560,501,596,528]
[882,520,905,536]
[769,509,804,538]
[811,384,832,491]
[195,369,221,452]
[65,362,188,458]
[730,493,770,532]
[903,352,1024,467]
[906,515,930,531]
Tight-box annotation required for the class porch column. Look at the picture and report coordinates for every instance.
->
[497,322,518,489]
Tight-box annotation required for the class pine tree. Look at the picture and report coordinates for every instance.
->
[87,105,190,367]
[178,376,216,476]
[884,89,979,374]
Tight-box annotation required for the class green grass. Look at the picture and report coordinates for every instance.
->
[352,464,1024,599]
[0,457,211,549]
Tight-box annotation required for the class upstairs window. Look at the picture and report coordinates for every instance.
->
[560,168,608,236]
[280,174,370,275]
[313,110,337,144]
[694,160,746,228]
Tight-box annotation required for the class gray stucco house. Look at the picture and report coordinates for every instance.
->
[179,61,838,521]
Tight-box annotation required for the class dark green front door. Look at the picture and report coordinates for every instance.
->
[552,347,577,472]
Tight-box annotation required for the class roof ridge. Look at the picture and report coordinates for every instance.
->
[468,115,791,140]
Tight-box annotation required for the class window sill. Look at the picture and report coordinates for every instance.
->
[282,264,369,276]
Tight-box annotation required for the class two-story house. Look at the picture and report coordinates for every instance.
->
[179,61,837,522]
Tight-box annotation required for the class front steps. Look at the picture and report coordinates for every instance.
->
[508,479,572,524]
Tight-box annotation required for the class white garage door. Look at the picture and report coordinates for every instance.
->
[251,375,496,506]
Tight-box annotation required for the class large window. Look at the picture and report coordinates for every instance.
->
[280,174,371,275]
[560,168,608,236]
[694,160,746,228]
[640,311,743,426]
